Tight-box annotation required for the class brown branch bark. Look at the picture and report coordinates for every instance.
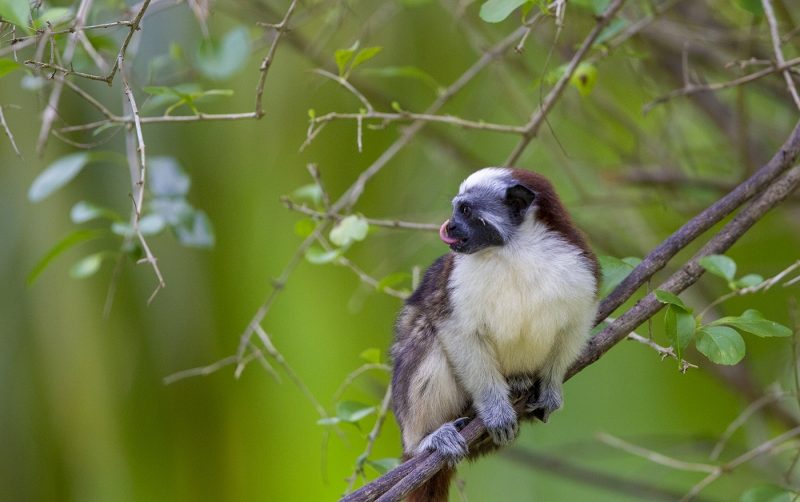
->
[341,119,800,502]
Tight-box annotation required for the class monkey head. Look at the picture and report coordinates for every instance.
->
[439,167,568,255]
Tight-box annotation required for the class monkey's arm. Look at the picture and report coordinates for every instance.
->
[439,330,518,445]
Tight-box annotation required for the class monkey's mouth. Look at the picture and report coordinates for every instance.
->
[439,220,466,249]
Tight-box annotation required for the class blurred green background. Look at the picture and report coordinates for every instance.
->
[2,0,800,500]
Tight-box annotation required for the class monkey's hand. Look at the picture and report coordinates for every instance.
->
[479,395,519,446]
[525,383,562,423]
[415,421,469,466]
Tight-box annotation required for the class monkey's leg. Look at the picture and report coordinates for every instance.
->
[439,331,518,445]
[415,420,469,465]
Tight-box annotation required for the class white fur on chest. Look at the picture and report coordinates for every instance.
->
[445,224,596,376]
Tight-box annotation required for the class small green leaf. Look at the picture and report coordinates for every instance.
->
[305,247,343,265]
[712,310,792,338]
[665,305,695,360]
[195,27,250,81]
[740,484,795,502]
[148,157,190,197]
[0,0,30,30]
[27,230,102,285]
[734,274,764,289]
[335,41,359,77]
[479,0,528,23]
[598,255,639,297]
[336,401,376,423]
[699,254,737,281]
[350,46,382,73]
[594,17,627,45]
[28,153,91,202]
[316,417,341,426]
[377,271,411,292]
[70,201,120,223]
[696,326,745,365]
[33,7,72,28]
[294,218,317,237]
[175,211,215,248]
[736,0,763,15]
[366,458,400,474]
[359,348,381,364]
[569,62,597,97]
[0,57,22,78]
[70,253,105,278]
[329,215,369,247]
[291,184,323,206]
[654,290,690,312]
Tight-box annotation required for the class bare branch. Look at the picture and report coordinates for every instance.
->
[254,0,298,118]
[0,105,21,157]
[762,0,800,110]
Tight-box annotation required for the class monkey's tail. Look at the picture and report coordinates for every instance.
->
[406,467,454,502]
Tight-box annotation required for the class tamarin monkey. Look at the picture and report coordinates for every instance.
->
[391,167,599,501]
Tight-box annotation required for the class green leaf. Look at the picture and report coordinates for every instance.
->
[329,215,369,247]
[195,27,250,81]
[70,201,120,223]
[736,0,763,15]
[349,46,382,73]
[148,157,190,197]
[27,230,102,285]
[359,348,381,364]
[479,0,528,23]
[654,290,690,312]
[0,0,30,29]
[594,17,627,45]
[361,66,442,93]
[175,211,215,248]
[291,184,323,206]
[69,253,105,279]
[335,41,359,77]
[740,484,795,502]
[665,305,695,356]
[597,255,639,297]
[150,198,193,226]
[305,247,343,265]
[33,7,72,28]
[316,417,341,426]
[696,326,745,365]
[336,401,376,423]
[0,58,22,78]
[699,254,737,281]
[28,153,91,202]
[734,274,764,289]
[293,218,317,237]
[712,310,792,338]
[366,458,400,474]
[569,62,597,97]
[377,271,411,292]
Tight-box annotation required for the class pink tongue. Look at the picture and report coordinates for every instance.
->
[439,220,460,245]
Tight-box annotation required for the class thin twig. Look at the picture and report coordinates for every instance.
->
[597,433,717,473]
[254,0,298,118]
[344,385,394,494]
[0,105,21,157]
[626,333,698,372]
[762,0,800,110]
[709,389,792,460]
[281,198,439,231]
[105,0,151,85]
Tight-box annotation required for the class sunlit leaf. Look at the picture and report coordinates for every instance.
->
[479,0,528,23]
[696,326,745,365]
[359,348,381,364]
[699,254,737,281]
[305,247,343,265]
[654,290,690,312]
[27,230,102,285]
[329,215,369,247]
[175,211,215,248]
[569,62,597,97]
[336,401,376,423]
[0,58,22,78]
[711,310,792,338]
[28,153,91,202]
[349,46,382,73]
[196,27,250,80]
[598,255,639,297]
[69,253,105,279]
[0,0,30,30]
[335,41,359,77]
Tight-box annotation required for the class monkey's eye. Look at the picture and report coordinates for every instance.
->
[459,203,472,218]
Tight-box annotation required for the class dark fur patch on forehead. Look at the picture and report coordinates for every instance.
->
[508,168,600,286]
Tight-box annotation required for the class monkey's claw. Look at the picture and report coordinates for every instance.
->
[482,400,519,446]
[416,423,468,466]
[525,386,562,423]
[452,417,470,431]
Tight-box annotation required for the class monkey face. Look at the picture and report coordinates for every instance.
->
[439,168,537,254]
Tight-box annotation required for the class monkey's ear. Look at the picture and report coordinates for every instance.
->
[506,184,536,215]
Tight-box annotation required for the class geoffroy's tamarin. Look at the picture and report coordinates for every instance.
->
[391,168,599,501]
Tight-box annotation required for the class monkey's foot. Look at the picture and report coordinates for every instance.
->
[481,399,519,446]
[415,422,468,466]
[507,374,536,399]
[525,386,562,423]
